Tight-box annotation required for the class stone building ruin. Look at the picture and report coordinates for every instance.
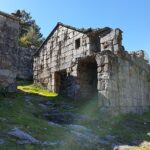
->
[34,22,150,114]
[0,11,35,92]
[0,10,149,114]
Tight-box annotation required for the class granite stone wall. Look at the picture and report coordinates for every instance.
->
[33,23,92,92]
[0,12,19,92]
[96,50,150,114]
[34,23,150,114]
[0,11,35,93]
[17,47,35,80]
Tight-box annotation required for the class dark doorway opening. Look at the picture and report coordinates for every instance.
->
[55,70,76,97]
[77,57,98,98]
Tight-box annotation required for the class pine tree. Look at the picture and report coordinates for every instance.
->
[12,10,44,48]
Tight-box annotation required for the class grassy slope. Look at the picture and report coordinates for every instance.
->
[0,82,149,149]
[74,97,150,150]
[0,84,67,150]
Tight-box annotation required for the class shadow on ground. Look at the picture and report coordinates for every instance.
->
[0,81,149,149]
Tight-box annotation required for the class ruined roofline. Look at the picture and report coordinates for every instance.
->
[0,10,19,21]
[57,22,111,34]
[129,50,149,61]
[34,22,112,56]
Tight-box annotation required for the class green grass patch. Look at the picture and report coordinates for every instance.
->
[0,92,67,149]
[17,84,57,97]
[0,81,150,149]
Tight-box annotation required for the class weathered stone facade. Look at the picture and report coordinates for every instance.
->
[0,11,35,92]
[0,11,19,92]
[34,22,150,114]
[17,47,36,80]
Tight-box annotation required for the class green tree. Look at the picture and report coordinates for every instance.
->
[12,10,44,48]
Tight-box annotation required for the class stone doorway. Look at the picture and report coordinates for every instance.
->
[55,70,76,97]
[77,57,98,98]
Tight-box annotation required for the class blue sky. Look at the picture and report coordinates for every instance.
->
[0,0,150,58]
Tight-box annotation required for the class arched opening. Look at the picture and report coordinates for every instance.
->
[77,57,98,98]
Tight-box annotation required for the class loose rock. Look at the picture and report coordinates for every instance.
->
[0,139,5,145]
[8,128,40,144]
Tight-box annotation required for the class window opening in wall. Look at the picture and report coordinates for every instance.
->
[64,32,68,41]
[50,41,54,49]
[58,41,61,55]
[75,38,80,49]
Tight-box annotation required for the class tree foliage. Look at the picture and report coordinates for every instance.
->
[12,10,44,48]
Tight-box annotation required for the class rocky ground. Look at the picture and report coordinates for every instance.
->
[0,82,150,150]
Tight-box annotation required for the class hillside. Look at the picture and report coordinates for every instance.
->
[0,81,150,150]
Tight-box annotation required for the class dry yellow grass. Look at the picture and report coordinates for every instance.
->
[17,84,57,97]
